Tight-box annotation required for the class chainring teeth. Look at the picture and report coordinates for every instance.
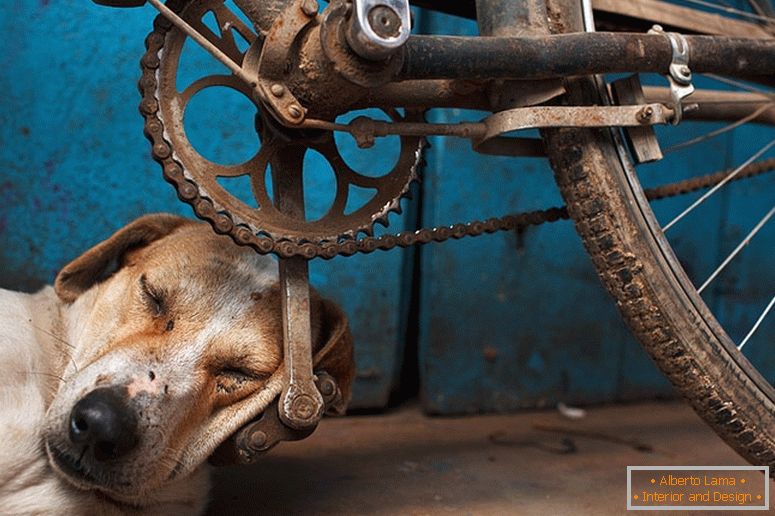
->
[140,0,426,257]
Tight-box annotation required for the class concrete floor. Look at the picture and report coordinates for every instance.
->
[207,401,765,515]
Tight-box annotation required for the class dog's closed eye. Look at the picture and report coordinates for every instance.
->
[139,275,166,316]
[214,366,269,396]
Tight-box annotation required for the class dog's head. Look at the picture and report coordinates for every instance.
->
[42,214,354,504]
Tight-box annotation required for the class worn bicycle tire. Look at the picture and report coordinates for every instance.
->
[543,72,775,471]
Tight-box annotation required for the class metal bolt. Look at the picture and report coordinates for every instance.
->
[246,430,268,451]
[270,83,285,97]
[290,394,317,420]
[637,106,654,123]
[287,104,303,119]
[368,5,401,38]
[680,65,691,77]
[300,0,318,17]
[318,377,336,397]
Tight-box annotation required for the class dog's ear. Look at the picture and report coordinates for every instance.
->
[54,214,192,303]
[312,296,355,416]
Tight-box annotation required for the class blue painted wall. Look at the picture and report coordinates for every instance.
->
[1,2,772,413]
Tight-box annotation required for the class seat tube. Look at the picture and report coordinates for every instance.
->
[475,0,551,37]
[474,0,565,108]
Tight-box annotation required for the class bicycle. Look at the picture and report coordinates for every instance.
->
[92,0,775,472]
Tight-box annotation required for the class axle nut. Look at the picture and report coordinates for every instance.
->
[368,5,401,38]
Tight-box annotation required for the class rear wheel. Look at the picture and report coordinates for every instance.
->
[545,1,775,469]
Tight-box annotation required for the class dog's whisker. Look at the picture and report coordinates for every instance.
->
[60,349,80,374]
[22,371,67,383]
[27,320,75,349]
[46,342,81,375]
[25,321,82,372]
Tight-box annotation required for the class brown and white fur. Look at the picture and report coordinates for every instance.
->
[0,214,354,514]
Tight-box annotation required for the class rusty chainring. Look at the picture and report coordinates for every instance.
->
[140,0,424,255]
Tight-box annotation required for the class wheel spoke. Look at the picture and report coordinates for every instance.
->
[211,149,263,177]
[698,205,775,293]
[704,74,775,99]
[665,103,774,154]
[738,295,775,350]
[663,138,775,232]
[210,3,257,46]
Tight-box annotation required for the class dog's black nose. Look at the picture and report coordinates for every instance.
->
[69,387,139,461]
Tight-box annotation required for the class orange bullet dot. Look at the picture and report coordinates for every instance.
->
[651,479,656,484]
[741,478,746,484]
[634,495,639,500]
[757,495,762,500]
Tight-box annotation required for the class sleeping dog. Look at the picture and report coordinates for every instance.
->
[0,214,354,514]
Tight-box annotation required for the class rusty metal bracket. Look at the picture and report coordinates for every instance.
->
[235,396,315,460]
[648,25,696,124]
[243,0,318,125]
[474,104,674,152]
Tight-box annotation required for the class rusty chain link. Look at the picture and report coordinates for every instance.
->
[139,16,775,260]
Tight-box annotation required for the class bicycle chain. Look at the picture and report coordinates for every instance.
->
[139,19,775,260]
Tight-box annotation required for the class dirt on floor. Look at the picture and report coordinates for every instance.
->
[207,401,770,515]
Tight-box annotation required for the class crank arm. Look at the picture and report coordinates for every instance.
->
[277,257,325,430]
